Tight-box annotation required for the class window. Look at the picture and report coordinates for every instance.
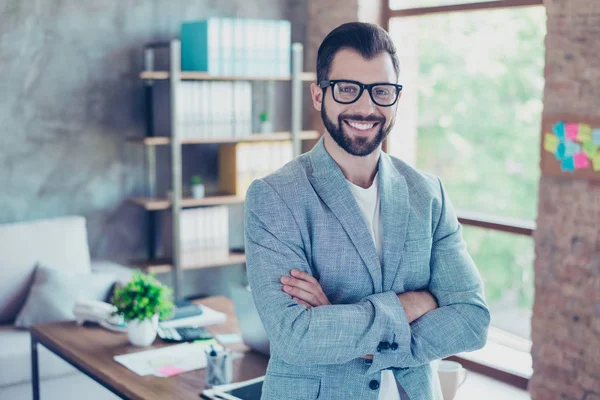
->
[386,0,546,381]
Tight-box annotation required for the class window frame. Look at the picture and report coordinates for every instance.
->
[382,0,543,389]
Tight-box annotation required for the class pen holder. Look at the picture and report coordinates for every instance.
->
[204,346,233,388]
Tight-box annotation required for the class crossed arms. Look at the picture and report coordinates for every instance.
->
[244,178,490,373]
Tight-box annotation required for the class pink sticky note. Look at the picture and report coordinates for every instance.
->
[565,123,579,141]
[156,365,185,377]
[573,152,590,169]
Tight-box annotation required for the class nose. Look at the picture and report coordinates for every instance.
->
[353,87,376,115]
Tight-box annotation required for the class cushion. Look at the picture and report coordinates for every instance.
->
[14,266,115,329]
[0,216,91,323]
[0,325,76,387]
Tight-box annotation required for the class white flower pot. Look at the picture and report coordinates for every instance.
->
[191,184,205,199]
[127,314,158,347]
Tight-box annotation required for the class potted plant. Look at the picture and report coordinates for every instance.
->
[112,271,174,347]
[191,175,205,199]
[259,111,272,133]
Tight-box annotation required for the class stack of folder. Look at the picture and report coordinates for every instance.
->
[160,206,230,267]
[181,18,291,77]
[176,81,252,139]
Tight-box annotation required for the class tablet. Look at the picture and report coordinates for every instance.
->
[200,375,264,400]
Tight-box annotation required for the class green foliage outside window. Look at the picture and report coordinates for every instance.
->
[392,6,546,338]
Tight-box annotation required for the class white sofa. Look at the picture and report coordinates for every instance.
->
[0,216,134,400]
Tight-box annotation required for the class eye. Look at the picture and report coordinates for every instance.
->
[374,88,390,96]
[339,85,357,93]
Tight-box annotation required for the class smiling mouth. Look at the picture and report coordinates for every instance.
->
[343,120,380,133]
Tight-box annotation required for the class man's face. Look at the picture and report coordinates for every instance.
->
[311,49,400,157]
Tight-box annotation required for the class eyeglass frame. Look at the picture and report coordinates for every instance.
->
[318,79,403,107]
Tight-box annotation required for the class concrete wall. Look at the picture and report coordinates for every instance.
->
[530,0,600,398]
[0,0,307,298]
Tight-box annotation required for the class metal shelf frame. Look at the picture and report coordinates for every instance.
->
[139,39,306,301]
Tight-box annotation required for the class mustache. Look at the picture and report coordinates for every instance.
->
[338,114,385,123]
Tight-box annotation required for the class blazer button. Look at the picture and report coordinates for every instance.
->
[369,380,380,390]
[382,341,390,350]
[376,343,382,352]
[390,342,398,351]
[364,358,373,365]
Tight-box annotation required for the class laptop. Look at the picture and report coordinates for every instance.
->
[229,284,271,356]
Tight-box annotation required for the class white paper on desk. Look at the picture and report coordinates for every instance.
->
[114,342,223,376]
[160,304,227,328]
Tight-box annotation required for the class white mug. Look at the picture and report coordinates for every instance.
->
[437,360,468,400]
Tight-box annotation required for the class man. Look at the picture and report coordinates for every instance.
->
[244,22,490,400]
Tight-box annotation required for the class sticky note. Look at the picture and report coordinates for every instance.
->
[149,357,174,367]
[194,338,219,346]
[593,152,600,171]
[573,152,590,169]
[565,123,579,141]
[553,121,565,139]
[555,142,566,160]
[561,156,575,172]
[564,140,581,157]
[155,365,185,377]
[543,133,559,153]
[582,139,598,159]
[593,128,600,146]
[578,124,592,142]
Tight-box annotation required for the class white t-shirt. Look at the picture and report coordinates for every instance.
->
[348,172,401,400]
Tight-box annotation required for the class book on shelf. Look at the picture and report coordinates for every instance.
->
[159,206,230,267]
[219,141,294,196]
[176,80,252,140]
[181,18,291,77]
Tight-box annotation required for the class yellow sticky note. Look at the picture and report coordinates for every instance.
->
[543,133,559,153]
[578,124,592,142]
[593,152,600,172]
[582,139,598,159]
[149,357,174,367]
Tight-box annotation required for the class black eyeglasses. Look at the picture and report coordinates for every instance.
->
[319,80,403,107]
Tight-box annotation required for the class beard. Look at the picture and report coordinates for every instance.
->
[321,100,394,157]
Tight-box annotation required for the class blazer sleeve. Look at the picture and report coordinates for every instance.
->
[245,178,413,366]
[368,178,491,373]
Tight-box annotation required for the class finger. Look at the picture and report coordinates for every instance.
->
[282,277,330,306]
[282,285,319,306]
[290,269,319,285]
[280,276,316,294]
[293,297,312,308]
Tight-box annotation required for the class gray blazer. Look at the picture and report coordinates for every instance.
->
[244,137,490,400]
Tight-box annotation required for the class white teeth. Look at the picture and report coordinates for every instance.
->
[347,121,375,131]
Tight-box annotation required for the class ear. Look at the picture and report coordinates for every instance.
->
[310,82,323,112]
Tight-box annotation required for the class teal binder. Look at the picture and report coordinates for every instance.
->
[181,19,220,74]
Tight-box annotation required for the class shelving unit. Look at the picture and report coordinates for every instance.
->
[129,38,317,300]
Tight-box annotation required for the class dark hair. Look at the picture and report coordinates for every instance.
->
[316,22,400,83]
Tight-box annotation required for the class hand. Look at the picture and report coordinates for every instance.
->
[280,269,331,308]
[397,291,438,323]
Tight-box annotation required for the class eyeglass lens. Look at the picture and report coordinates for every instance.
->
[333,82,398,105]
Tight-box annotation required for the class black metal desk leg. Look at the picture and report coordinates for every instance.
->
[31,335,40,400]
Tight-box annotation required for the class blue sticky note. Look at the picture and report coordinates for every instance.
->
[593,128,600,146]
[555,142,566,160]
[564,140,581,157]
[561,156,575,172]
[553,121,565,139]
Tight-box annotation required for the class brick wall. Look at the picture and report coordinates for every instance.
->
[530,1,600,399]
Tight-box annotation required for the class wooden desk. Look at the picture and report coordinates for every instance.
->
[30,296,269,400]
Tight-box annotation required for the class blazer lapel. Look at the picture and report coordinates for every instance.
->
[307,138,383,292]
[379,152,409,292]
